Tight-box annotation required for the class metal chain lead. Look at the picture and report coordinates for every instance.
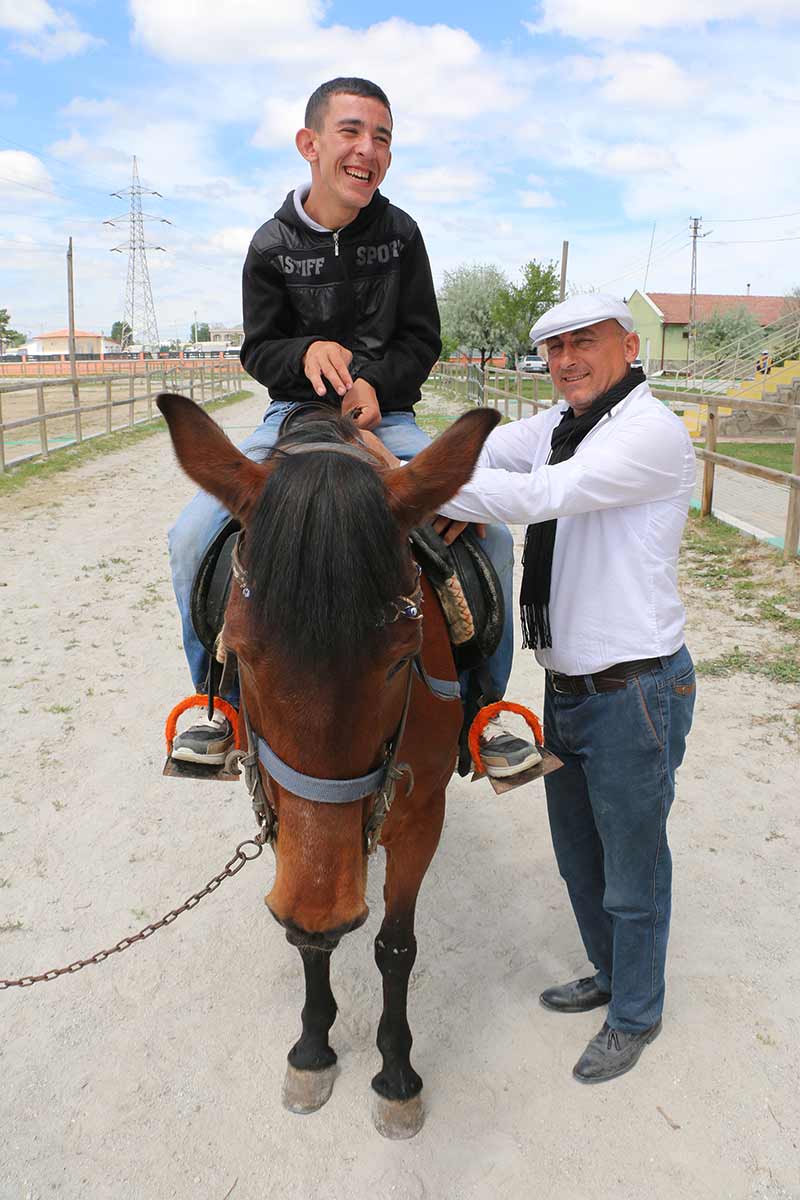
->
[0,837,265,991]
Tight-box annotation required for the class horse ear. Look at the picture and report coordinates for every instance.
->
[382,408,501,530]
[157,392,270,523]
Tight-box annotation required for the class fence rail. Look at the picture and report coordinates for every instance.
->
[428,362,800,559]
[0,362,248,473]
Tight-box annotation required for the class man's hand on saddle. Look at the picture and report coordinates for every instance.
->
[431,516,487,545]
[303,340,353,398]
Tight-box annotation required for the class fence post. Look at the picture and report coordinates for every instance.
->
[701,402,718,517]
[128,373,135,427]
[37,384,49,459]
[783,409,800,559]
[0,392,6,473]
[73,374,83,445]
[516,369,522,420]
[146,370,153,420]
[504,370,510,418]
[201,366,206,402]
[105,379,112,433]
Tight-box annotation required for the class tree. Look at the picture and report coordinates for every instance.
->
[110,319,132,345]
[190,321,210,343]
[696,306,762,358]
[493,259,560,361]
[0,307,26,353]
[438,264,509,370]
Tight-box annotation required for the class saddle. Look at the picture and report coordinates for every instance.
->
[190,518,504,678]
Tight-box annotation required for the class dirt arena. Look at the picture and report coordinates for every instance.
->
[1,388,798,1200]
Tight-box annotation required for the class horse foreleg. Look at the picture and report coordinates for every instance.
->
[371,794,445,1139]
[282,946,338,1114]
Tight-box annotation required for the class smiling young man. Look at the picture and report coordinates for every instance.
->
[437,293,697,1084]
[167,77,532,778]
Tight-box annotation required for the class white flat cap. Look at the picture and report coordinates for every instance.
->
[530,292,634,344]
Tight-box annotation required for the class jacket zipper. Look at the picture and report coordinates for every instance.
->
[333,230,340,256]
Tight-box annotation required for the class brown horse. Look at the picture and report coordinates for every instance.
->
[157,393,500,1138]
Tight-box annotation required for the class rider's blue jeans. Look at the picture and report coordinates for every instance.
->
[542,645,696,1033]
[168,401,515,703]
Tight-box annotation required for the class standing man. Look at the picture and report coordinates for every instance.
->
[437,293,697,1083]
[168,77,532,775]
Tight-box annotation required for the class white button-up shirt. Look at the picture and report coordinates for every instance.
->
[439,381,697,676]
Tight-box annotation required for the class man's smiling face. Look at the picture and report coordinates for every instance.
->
[299,92,392,226]
[544,319,640,414]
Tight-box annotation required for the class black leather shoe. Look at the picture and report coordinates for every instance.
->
[573,1019,662,1084]
[539,977,611,1013]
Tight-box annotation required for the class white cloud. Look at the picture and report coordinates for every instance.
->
[1,0,102,60]
[519,189,557,208]
[526,0,800,39]
[0,150,56,202]
[0,0,59,33]
[60,97,122,119]
[131,0,322,62]
[400,165,490,204]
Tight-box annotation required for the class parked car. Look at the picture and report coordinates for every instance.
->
[518,353,548,374]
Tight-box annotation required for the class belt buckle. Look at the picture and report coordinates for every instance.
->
[550,673,571,695]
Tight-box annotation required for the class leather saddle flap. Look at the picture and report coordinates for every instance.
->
[190,517,241,656]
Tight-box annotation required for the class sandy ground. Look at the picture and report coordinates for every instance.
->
[1,388,798,1200]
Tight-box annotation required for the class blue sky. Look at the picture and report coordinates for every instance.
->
[2,0,799,341]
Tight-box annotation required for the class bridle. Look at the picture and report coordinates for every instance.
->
[227,438,460,854]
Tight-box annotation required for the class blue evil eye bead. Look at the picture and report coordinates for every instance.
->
[242,586,251,599]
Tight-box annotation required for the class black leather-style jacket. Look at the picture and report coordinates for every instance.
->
[240,190,441,413]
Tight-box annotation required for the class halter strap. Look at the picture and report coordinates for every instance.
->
[256,737,389,804]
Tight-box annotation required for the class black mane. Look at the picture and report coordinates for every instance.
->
[244,413,408,675]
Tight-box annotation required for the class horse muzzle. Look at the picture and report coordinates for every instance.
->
[274,910,369,952]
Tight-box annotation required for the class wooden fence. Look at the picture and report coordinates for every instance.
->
[428,362,800,559]
[0,362,248,473]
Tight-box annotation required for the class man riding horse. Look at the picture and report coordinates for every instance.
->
[167,76,536,776]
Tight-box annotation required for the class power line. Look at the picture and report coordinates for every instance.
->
[706,208,800,223]
[706,234,800,245]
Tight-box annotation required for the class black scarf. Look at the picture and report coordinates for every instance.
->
[520,366,646,650]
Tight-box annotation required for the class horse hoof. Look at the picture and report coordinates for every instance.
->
[282,1063,338,1114]
[371,1092,425,1140]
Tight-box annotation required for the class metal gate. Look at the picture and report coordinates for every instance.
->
[467,363,485,406]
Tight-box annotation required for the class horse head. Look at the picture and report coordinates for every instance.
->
[157,394,499,950]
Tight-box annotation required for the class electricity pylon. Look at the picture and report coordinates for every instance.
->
[104,157,171,350]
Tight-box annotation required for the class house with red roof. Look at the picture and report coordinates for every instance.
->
[626,291,789,371]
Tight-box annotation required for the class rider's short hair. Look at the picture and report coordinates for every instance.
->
[305,78,392,130]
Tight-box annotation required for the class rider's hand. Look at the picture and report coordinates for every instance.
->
[303,340,353,398]
[432,516,487,546]
[342,379,381,430]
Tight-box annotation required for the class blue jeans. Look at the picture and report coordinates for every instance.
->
[168,402,514,701]
[542,646,696,1032]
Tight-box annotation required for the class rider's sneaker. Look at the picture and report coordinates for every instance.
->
[478,715,541,778]
[171,711,234,766]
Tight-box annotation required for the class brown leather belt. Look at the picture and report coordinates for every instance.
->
[547,656,664,696]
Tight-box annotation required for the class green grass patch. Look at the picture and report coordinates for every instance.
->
[695,644,800,685]
[708,442,794,473]
[0,389,253,495]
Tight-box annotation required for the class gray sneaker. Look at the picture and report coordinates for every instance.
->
[171,713,234,766]
[573,1019,662,1084]
[479,715,541,777]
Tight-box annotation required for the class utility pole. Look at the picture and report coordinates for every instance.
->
[104,157,170,352]
[559,241,569,302]
[66,237,79,415]
[688,216,702,381]
[643,222,656,293]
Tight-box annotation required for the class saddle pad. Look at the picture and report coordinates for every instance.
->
[190,517,241,656]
